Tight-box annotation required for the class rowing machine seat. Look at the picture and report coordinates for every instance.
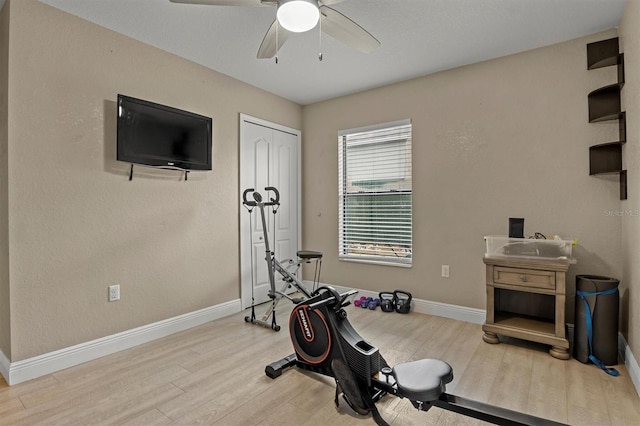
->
[392,358,453,402]
[297,250,323,260]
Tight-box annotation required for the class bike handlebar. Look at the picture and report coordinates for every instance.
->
[242,188,256,206]
[242,187,280,207]
[265,186,280,205]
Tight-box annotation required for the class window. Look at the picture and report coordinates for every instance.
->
[338,119,412,266]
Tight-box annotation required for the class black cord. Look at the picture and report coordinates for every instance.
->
[527,232,547,239]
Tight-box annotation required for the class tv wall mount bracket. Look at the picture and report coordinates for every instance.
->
[128,163,190,181]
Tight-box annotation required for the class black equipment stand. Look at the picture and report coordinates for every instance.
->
[242,187,322,331]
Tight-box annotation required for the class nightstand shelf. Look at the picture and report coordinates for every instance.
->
[493,312,555,334]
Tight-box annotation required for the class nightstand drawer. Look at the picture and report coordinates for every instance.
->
[493,267,556,290]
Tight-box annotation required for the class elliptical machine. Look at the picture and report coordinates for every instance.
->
[242,187,322,331]
[266,286,566,426]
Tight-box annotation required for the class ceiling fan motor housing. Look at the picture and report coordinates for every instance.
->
[277,0,320,33]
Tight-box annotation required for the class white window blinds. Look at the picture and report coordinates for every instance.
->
[338,119,412,265]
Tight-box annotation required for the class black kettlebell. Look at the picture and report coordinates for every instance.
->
[379,291,395,312]
[394,290,412,314]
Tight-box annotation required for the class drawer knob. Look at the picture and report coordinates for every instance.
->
[520,275,528,282]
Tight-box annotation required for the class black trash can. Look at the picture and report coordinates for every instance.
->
[574,275,619,366]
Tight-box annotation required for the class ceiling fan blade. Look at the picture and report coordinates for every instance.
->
[319,5,380,54]
[169,0,275,6]
[257,20,291,59]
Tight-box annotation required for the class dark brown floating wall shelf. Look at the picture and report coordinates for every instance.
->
[587,37,622,68]
[586,37,627,200]
[589,142,623,174]
[589,111,626,175]
[588,84,624,122]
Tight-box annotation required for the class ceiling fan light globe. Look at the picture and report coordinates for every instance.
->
[277,0,320,33]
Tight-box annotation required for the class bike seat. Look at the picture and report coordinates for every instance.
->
[297,250,323,260]
[392,358,453,402]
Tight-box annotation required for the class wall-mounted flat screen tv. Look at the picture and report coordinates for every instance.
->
[117,94,212,171]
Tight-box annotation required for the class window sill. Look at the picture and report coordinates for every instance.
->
[339,257,412,268]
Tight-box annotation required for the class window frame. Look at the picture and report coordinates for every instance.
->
[338,119,412,267]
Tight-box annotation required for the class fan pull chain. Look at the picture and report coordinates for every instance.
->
[318,14,323,61]
[275,21,279,64]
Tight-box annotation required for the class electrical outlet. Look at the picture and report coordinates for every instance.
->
[441,265,450,278]
[108,285,120,302]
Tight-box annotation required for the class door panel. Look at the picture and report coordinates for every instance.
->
[276,144,292,228]
[240,115,300,309]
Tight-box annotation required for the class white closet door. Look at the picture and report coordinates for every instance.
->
[240,114,300,308]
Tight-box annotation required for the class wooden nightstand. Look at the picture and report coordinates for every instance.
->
[482,256,571,359]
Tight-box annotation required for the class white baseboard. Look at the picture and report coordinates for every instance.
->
[412,298,485,324]
[4,299,241,386]
[619,332,640,397]
[316,282,485,325]
[0,348,9,384]
[6,283,638,398]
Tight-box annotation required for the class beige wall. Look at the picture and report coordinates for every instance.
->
[302,30,623,320]
[0,1,9,358]
[3,0,637,372]
[620,0,640,361]
[4,0,301,361]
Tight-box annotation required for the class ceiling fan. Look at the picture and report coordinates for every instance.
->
[168,0,381,60]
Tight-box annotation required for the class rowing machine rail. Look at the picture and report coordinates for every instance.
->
[265,287,568,426]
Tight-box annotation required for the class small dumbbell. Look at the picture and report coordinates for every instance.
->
[353,296,367,307]
[367,299,378,310]
[360,297,372,308]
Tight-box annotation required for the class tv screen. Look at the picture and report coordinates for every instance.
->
[117,94,212,171]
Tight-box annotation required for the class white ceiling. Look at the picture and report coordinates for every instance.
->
[37,0,627,105]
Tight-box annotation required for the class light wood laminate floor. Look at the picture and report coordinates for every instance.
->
[1,302,639,425]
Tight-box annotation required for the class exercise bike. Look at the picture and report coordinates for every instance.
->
[266,286,567,426]
[242,187,323,331]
